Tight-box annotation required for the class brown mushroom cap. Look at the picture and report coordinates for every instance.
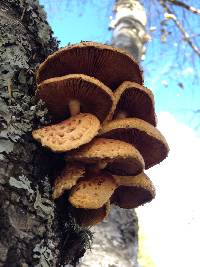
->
[36,74,114,122]
[74,201,111,227]
[32,113,100,152]
[69,173,117,209]
[109,81,157,126]
[36,41,143,90]
[65,138,145,176]
[52,163,85,199]
[100,118,169,169]
[111,173,156,209]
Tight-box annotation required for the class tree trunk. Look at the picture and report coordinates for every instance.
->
[79,1,148,266]
[0,1,148,266]
[0,1,91,266]
[111,0,148,61]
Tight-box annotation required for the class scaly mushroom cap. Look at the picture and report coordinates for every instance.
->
[69,173,117,209]
[36,41,143,90]
[32,113,100,152]
[108,81,157,126]
[100,118,169,169]
[66,138,145,176]
[74,201,111,227]
[111,173,156,209]
[52,163,85,199]
[36,74,114,122]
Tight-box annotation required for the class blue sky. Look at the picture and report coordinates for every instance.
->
[40,0,200,133]
[40,0,114,45]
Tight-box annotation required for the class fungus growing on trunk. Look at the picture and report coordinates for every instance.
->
[32,113,100,152]
[100,118,169,169]
[36,74,114,122]
[69,173,117,209]
[52,163,85,200]
[108,81,157,126]
[65,137,145,176]
[52,164,113,226]
[74,201,111,227]
[33,74,114,152]
[112,173,156,209]
[31,41,169,229]
[36,41,143,90]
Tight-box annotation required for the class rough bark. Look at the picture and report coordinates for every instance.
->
[0,1,148,266]
[0,1,91,266]
[79,1,147,266]
[78,208,138,267]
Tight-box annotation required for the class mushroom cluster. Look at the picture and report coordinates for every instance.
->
[33,42,169,227]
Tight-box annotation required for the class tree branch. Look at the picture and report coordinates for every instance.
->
[165,0,200,16]
[160,1,200,57]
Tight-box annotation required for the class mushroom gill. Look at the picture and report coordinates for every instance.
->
[32,74,115,152]
[32,41,169,228]
[112,172,156,209]
[65,137,145,176]
[36,41,143,90]
[107,81,157,126]
[100,118,169,169]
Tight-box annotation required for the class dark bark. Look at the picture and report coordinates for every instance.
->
[0,1,146,266]
[0,1,91,266]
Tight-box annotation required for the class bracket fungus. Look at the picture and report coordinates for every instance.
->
[108,81,157,126]
[32,41,169,227]
[100,118,169,169]
[32,113,100,152]
[69,173,117,209]
[36,74,114,122]
[65,138,145,176]
[36,42,143,90]
[112,173,156,209]
[52,163,85,200]
[73,201,111,227]
[32,74,114,152]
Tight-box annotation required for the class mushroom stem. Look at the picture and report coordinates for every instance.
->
[87,161,108,174]
[69,99,80,116]
[98,161,107,170]
[115,110,128,119]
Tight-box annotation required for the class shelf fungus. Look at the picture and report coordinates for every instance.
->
[52,163,85,200]
[36,74,114,122]
[36,41,143,90]
[73,201,111,227]
[112,173,156,209]
[52,163,116,209]
[69,173,117,209]
[32,41,169,227]
[32,113,100,152]
[100,118,169,169]
[107,81,157,126]
[65,138,145,176]
[32,74,115,152]
[52,164,113,226]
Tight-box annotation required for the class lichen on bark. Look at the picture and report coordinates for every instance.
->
[0,1,92,266]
